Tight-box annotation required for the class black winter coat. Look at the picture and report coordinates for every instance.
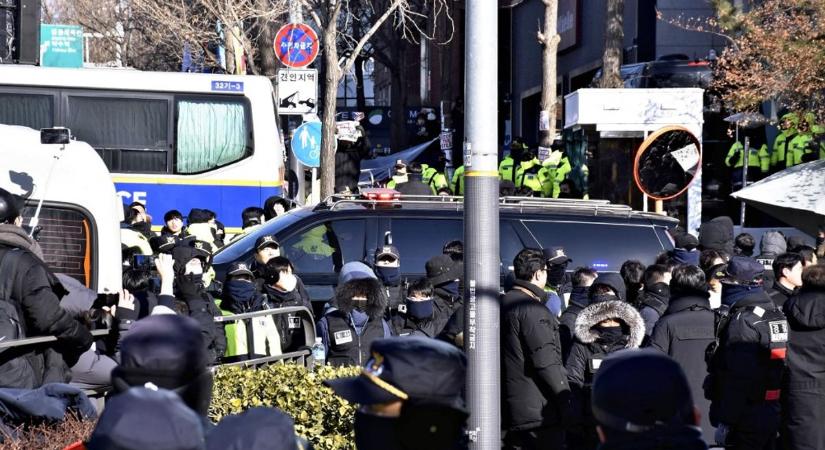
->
[767,281,795,310]
[0,241,93,389]
[559,286,588,361]
[395,174,433,196]
[335,139,370,193]
[707,290,787,428]
[391,312,436,338]
[501,280,570,431]
[649,292,716,442]
[176,285,227,364]
[638,282,670,338]
[782,287,825,450]
[432,286,462,337]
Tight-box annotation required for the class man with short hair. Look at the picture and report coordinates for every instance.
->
[638,264,672,337]
[559,267,598,359]
[734,233,756,257]
[591,349,708,449]
[769,252,804,309]
[240,206,266,230]
[501,248,570,449]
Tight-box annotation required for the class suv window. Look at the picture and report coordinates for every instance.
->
[282,220,366,274]
[390,218,463,274]
[524,221,664,271]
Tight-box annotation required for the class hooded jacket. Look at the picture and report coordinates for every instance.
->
[565,300,644,446]
[649,291,716,442]
[0,225,93,389]
[317,267,391,367]
[500,279,570,431]
[757,231,787,290]
[589,273,627,303]
[699,216,734,255]
[559,285,589,360]
[782,284,825,450]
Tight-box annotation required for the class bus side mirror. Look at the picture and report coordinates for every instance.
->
[40,128,72,145]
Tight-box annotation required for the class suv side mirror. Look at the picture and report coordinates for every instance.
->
[40,127,72,145]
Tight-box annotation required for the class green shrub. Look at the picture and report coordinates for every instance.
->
[210,364,361,450]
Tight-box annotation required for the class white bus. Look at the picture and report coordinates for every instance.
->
[0,65,285,233]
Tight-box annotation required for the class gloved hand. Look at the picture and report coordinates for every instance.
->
[714,423,730,446]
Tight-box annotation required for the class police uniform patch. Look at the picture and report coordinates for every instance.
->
[753,306,765,318]
[288,315,301,329]
[333,330,353,345]
[769,320,789,343]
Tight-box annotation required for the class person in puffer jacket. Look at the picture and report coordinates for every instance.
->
[756,230,787,290]
[565,300,645,450]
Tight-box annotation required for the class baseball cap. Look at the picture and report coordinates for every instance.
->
[375,245,401,261]
[150,235,178,254]
[255,235,281,252]
[325,337,467,413]
[592,349,694,433]
[227,261,254,278]
[722,256,765,285]
[543,246,572,265]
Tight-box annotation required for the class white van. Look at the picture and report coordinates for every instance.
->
[0,125,122,294]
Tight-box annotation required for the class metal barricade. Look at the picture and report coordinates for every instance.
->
[213,306,316,369]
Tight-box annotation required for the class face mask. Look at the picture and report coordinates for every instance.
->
[225,279,256,304]
[185,260,204,276]
[354,411,402,450]
[181,273,204,289]
[439,280,461,298]
[376,266,401,286]
[405,298,434,319]
[546,264,567,287]
[351,298,368,311]
[277,273,298,292]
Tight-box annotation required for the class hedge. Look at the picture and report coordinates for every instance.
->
[210,363,361,450]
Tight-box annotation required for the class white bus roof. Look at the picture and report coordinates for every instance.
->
[0,65,274,95]
[0,125,122,294]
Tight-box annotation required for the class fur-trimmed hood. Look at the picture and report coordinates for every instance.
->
[574,300,645,348]
[333,277,388,320]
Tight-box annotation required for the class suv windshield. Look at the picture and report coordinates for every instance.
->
[213,209,309,264]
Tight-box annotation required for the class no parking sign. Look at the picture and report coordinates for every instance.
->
[274,23,320,68]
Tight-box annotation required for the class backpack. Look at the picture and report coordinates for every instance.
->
[0,249,41,389]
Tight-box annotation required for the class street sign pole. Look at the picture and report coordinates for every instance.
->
[463,1,500,449]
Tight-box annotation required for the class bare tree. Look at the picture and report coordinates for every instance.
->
[537,0,560,149]
[301,0,453,198]
[598,0,624,88]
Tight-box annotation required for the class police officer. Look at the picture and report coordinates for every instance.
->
[725,138,770,188]
[513,147,547,196]
[0,188,93,388]
[386,159,409,189]
[705,256,788,450]
[592,349,708,450]
[499,138,526,184]
[543,246,572,316]
[251,235,281,280]
[450,164,465,196]
[316,262,392,367]
[540,144,572,198]
[772,112,799,173]
[373,245,404,314]
[420,163,449,195]
[325,337,467,450]
[787,113,816,168]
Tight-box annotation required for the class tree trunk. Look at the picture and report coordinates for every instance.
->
[390,62,407,152]
[320,21,340,198]
[599,0,625,88]
[539,0,561,149]
[355,55,367,111]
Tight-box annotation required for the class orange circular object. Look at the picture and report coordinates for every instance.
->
[632,125,702,201]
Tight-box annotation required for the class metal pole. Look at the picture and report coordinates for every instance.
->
[740,136,749,227]
[463,1,500,449]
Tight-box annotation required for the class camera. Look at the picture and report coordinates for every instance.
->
[131,254,156,272]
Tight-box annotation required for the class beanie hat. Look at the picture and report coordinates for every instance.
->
[110,315,213,415]
[87,387,205,450]
[592,349,694,433]
[426,255,463,287]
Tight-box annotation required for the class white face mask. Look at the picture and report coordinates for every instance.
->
[277,273,298,292]
[185,259,204,275]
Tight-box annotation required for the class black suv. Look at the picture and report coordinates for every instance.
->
[213,196,677,308]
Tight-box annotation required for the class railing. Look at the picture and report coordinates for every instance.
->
[0,328,111,350]
[213,306,317,369]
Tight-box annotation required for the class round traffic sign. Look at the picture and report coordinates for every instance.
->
[274,23,319,68]
[291,121,322,167]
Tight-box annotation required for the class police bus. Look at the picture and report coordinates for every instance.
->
[0,65,285,233]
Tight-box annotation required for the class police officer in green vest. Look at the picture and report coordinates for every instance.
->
[386,160,409,189]
[421,163,449,195]
[539,145,573,198]
[725,138,770,190]
[499,138,527,183]
[772,113,799,173]
[450,165,465,196]
[788,113,816,167]
[514,146,547,196]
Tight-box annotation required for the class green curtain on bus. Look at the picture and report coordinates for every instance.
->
[176,100,247,173]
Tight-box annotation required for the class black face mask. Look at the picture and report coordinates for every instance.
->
[355,411,403,450]
[547,264,567,287]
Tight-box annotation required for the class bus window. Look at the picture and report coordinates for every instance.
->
[175,97,251,174]
[65,95,170,173]
[21,205,94,288]
[0,92,54,129]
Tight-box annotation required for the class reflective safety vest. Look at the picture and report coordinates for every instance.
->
[788,133,815,167]
[120,228,153,256]
[219,306,282,359]
[421,164,449,194]
[514,158,547,195]
[539,151,571,198]
[499,156,517,183]
[725,141,770,173]
[451,165,465,196]
[386,174,408,189]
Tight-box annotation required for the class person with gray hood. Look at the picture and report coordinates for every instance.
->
[698,216,735,255]
[564,297,645,449]
[756,230,787,290]
[315,262,392,367]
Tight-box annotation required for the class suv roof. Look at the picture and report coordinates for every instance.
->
[312,194,679,225]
